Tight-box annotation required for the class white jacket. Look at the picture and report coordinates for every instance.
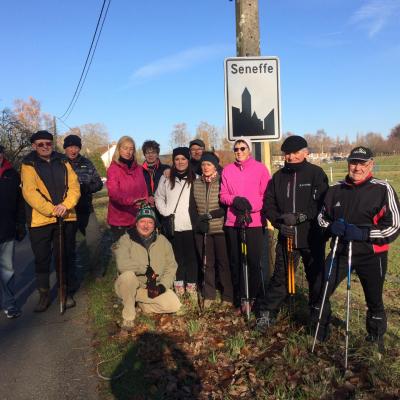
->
[155,175,193,232]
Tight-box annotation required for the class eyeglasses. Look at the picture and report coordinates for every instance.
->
[36,141,53,148]
[234,146,248,152]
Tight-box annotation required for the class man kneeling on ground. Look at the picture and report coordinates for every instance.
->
[113,205,181,331]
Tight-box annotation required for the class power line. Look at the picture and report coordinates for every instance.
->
[58,0,111,121]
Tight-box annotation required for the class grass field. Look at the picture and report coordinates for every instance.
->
[87,156,400,400]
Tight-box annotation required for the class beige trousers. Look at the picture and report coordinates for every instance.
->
[115,271,181,321]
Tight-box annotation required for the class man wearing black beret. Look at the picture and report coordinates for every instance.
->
[63,134,103,277]
[21,130,80,312]
[256,135,329,331]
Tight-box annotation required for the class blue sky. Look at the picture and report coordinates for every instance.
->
[1,0,400,152]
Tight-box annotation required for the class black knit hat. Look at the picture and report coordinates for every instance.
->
[30,130,53,143]
[189,138,205,149]
[172,147,190,160]
[200,151,219,169]
[281,135,308,153]
[63,134,82,149]
[347,146,373,161]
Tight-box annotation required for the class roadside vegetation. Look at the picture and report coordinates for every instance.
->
[87,157,400,400]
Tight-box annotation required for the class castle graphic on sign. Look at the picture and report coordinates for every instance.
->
[231,87,275,137]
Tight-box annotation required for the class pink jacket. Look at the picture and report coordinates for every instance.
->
[106,161,148,227]
[220,156,271,227]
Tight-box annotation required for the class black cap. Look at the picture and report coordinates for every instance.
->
[63,134,82,149]
[172,147,190,160]
[200,151,219,169]
[281,135,308,153]
[30,130,53,143]
[347,146,373,161]
[189,138,205,149]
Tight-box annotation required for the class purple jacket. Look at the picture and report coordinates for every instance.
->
[106,160,148,227]
[220,156,271,227]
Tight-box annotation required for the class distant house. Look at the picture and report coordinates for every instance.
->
[101,144,117,169]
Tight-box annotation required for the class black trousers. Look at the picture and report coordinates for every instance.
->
[225,226,264,307]
[312,249,388,337]
[171,230,198,284]
[258,238,325,313]
[195,232,233,302]
[110,225,132,243]
[29,221,77,292]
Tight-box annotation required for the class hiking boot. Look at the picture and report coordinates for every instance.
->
[121,319,135,332]
[4,307,22,319]
[34,289,50,312]
[255,311,276,333]
[65,295,76,309]
[314,325,330,343]
[366,334,385,353]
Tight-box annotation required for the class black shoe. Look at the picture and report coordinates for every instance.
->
[365,334,385,352]
[4,307,22,319]
[65,295,76,309]
[255,311,276,333]
[34,289,50,312]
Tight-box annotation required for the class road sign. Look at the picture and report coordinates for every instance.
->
[224,56,281,142]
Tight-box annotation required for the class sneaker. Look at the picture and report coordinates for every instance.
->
[121,319,135,332]
[4,307,22,319]
[255,311,276,333]
[65,295,76,309]
[173,280,185,296]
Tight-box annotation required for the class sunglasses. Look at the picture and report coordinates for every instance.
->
[36,141,53,148]
[234,146,248,152]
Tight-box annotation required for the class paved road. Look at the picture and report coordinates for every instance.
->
[0,238,98,400]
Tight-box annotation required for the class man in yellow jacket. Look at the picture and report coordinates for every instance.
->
[21,130,80,312]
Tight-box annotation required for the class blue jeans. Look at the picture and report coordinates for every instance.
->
[0,240,17,310]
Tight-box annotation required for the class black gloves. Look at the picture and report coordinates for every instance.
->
[15,224,27,242]
[145,266,156,280]
[344,224,369,241]
[195,214,212,234]
[281,213,307,226]
[148,284,166,299]
[330,219,370,241]
[233,197,252,212]
[279,224,295,238]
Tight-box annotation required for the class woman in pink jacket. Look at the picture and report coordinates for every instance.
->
[107,136,148,241]
[220,137,271,314]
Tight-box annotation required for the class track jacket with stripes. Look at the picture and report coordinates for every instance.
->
[318,174,400,259]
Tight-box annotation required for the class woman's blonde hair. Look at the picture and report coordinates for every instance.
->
[112,136,136,163]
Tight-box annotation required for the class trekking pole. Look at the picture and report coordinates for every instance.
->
[345,241,353,369]
[198,232,207,313]
[240,214,251,321]
[312,236,339,352]
[287,236,295,314]
[58,217,66,315]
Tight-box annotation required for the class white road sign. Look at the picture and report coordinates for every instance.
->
[224,56,281,142]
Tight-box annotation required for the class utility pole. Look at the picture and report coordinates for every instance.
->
[234,0,275,277]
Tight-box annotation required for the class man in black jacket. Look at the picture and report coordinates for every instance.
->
[256,135,329,331]
[0,145,26,318]
[64,135,103,276]
[314,146,400,348]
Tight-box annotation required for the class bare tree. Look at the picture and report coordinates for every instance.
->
[195,121,220,150]
[170,123,190,149]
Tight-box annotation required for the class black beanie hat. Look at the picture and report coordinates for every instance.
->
[172,147,190,160]
[30,130,53,143]
[63,134,82,149]
[200,151,219,169]
[189,138,205,149]
[281,135,308,153]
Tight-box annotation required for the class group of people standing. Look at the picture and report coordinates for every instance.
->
[1,130,399,351]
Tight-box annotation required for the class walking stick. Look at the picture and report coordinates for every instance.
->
[198,232,207,313]
[345,241,353,369]
[58,217,66,315]
[240,211,252,321]
[287,237,295,314]
[312,236,339,352]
